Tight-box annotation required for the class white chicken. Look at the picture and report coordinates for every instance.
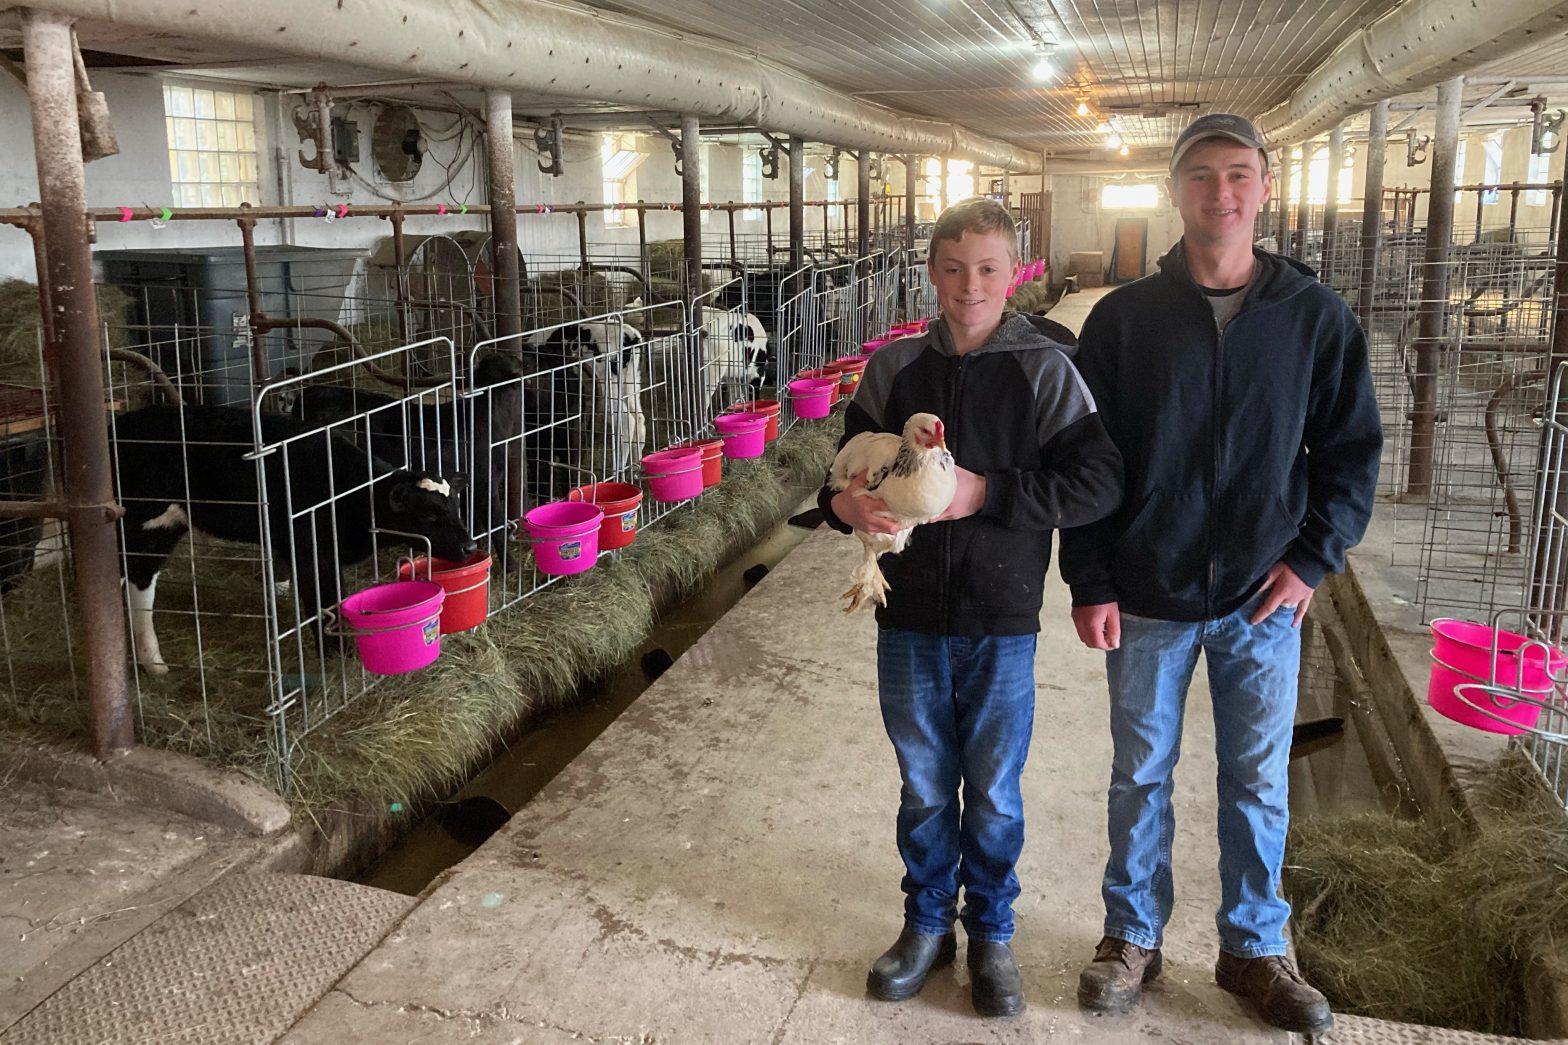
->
[827,412,958,613]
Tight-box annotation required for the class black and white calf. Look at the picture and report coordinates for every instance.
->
[535,320,647,478]
[112,404,476,675]
[697,306,769,407]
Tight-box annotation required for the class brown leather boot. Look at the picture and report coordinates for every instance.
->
[1076,935,1163,1012]
[1215,952,1334,1035]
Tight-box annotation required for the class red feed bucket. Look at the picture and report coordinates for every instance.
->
[642,447,706,501]
[788,377,835,419]
[671,437,724,488]
[798,368,841,405]
[398,551,492,634]
[1426,617,1566,733]
[522,500,603,576]
[569,481,643,550]
[829,356,869,396]
[340,579,445,675]
[729,399,781,441]
[862,338,894,353]
[713,411,769,459]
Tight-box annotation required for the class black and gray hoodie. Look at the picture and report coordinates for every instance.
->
[817,313,1124,637]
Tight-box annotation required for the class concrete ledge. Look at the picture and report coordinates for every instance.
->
[0,740,291,837]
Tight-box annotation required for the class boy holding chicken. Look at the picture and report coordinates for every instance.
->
[817,197,1122,1017]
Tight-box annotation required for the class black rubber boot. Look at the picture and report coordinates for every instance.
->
[968,939,1025,1017]
[866,928,957,1001]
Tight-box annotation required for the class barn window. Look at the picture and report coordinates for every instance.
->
[743,149,764,220]
[602,133,646,227]
[1481,132,1504,205]
[700,143,712,225]
[163,84,261,208]
[1101,183,1160,209]
[1527,151,1551,205]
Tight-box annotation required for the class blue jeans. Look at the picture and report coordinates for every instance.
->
[1101,593,1300,958]
[876,628,1037,942]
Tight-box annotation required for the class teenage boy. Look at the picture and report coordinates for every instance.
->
[818,196,1123,1017]
[1060,114,1381,1036]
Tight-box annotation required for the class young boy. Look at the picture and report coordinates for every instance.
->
[817,197,1123,1017]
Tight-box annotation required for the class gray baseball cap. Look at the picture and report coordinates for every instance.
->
[1169,113,1269,173]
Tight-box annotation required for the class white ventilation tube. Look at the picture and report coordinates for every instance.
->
[1257,0,1568,143]
[16,0,1043,171]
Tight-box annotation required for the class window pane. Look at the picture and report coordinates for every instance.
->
[198,153,219,182]
[237,123,256,153]
[221,184,242,207]
[173,118,196,150]
[193,90,215,119]
[215,92,235,121]
[176,152,200,182]
[168,151,180,182]
[216,122,236,152]
[234,93,253,121]
[239,183,259,205]
[240,154,258,183]
[200,184,223,207]
[218,153,238,182]
[195,120,217,151]
[177,184,202,208]
[167,86,193,117]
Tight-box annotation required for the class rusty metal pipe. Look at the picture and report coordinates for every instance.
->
[24,10,130,758]
[680,113,702,298]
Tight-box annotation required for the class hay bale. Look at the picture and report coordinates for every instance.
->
[1286,751,1568,1034]
[0,279,133,385]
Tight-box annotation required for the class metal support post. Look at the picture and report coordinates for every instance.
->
[484,90,521,342]
[1323,125,1345,283]
[680,113,702,297]
[24,10,131,758]
[1409,77,1465,499]
[1357,101,1389,326]
[789,136,804,273]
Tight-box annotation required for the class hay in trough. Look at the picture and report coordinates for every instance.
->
[0,413,842,814]
[1285,750,1568,1035]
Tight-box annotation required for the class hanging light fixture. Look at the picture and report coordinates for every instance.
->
[1076,99,1090,117]
[1107,133,1122,150]
[1095,121,1111,134]
[1029,42,1055,81]
[1118,144,1130,158]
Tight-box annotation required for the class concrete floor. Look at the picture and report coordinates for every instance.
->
[277,527,1293,1044]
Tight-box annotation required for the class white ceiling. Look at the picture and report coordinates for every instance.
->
[4,1,1568,162]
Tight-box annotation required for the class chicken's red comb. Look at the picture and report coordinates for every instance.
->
[934,419,945,440]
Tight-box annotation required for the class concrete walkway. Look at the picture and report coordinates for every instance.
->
[276,529,1294,1044]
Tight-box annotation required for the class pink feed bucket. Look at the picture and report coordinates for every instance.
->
[788,377,836,419]
[341,580,445,675]
[713,412,768,459]
[523,501,603,576]
[1426,618,1566,733]
[642,447,705,501]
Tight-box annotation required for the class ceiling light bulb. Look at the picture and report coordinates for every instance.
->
[1096,121,1111,134]
[1118,144,1130,157]
[1030,55,1054,81]
[1107,133,1122,149]
[1076,100,1090,117]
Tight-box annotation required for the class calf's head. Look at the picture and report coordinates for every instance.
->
[380,472,479,563]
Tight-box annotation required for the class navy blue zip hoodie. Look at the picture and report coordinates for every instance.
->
[818,313,1124,636]
[1057,242,1382,621]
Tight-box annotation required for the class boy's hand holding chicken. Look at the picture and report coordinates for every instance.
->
[828,412,982,612]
